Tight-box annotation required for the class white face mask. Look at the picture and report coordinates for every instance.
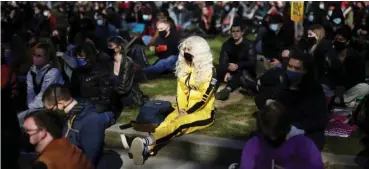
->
[178,5,184,10]
[43,11,49,17]
[319,3,324,10]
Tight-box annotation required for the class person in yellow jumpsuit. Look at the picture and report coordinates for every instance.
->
[130,36,218,165]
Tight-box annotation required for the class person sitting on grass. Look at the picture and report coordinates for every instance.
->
[142,19,180,79]
[125,36,218,165]
[238,100,324,169]
[215,20,257,101]
[42,84,106,166]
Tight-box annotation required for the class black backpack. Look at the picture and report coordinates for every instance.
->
[128,44,150,82]
[353,94,369,134]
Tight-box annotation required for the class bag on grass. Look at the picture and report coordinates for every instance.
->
[120,100,174,133]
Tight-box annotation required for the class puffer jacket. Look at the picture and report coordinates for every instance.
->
[70,63,114,113]
[177,67,217,115]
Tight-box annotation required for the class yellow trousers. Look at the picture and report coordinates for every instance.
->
[149,109,215,152]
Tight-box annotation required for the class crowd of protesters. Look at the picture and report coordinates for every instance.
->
[1,1,369,169]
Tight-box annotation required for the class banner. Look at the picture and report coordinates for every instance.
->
[290,2,304,23]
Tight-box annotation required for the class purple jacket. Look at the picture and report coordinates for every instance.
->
[240,126,324,169]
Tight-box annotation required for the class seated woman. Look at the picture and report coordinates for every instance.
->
[17,43,64,126]
[128,36,218,165]
[239,100,324,169]
[70,42,116,127]
[142,19,180,78]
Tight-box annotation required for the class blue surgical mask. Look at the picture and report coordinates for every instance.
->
[308,15,314,22]
[286,70,303,83]
[225,5,230,11]
[269,24,279,32]
[327,10,333,16]
[333,18,342,25]
[319,4,324,10]
[77,58,88,67]
[142,15,149,21]
[97,19,104,26]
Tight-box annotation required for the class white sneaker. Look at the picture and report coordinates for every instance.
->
[130,137,146,165]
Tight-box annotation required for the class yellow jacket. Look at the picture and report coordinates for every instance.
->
[176,67,217,114]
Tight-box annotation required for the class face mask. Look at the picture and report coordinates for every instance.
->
[225,5,230,11]
[178,5,184,10]
[264,135,285,148]
[341,7,346,12]
[97,19,104,26]
[77,58,88,67]
[183,52,194,63]
[333,18,342,25]
[328,10,333,16]
[286,70,303,84]
[269,24,279,32]
[142,15,149,21]
[307,36,317,46]
[107,48,116,56]
[34,10,40,14]
[159,30,168,38]
[333,41,347,51]
[281,58,290,68]
[43,11,49,17]
[308,15,314,22]
[319,3,325,10]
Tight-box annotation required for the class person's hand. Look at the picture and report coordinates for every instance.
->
[228,63,238,71]
[224,72,231,82]
[52,30,59,36]
[281,49,290,58]
[176,109,187,119]
[270,59,281,66]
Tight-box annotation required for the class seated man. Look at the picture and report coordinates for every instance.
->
[260,13,294,70]
[23,110,94,169]
[239,100,324,169]
[143,19,180,78]
[215,21,257,100]
[42,84,106,166]
[18,43,64,126]
[324,25,369,107]
[255,49,329,151]
[126,36,217,165]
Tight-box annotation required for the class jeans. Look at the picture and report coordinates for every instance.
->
[143,55,178,75]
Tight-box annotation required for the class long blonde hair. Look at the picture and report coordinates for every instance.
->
[175,36,213,83]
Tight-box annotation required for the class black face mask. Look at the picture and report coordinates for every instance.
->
[107,48,116,56]
[183,52,194,63]
[281,57,290,68]
[158,30,168,38]
[264,135,286,148]
[333,41,347,51]
[307,37,317,46]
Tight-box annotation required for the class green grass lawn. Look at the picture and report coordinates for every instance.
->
[116,36,367,156]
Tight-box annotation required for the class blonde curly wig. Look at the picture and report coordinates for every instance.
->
[175,36,214,83]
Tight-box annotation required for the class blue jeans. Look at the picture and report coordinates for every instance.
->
[143,55,178,75]
[100,111,115,129]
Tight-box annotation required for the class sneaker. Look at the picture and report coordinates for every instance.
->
[120,134,134,150]
[130,137,146,165]
[228,163,239,169]
[215,88,230,101]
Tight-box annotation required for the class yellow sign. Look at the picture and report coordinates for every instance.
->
[291,2,304,23]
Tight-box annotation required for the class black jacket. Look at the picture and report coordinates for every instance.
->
[326,48,366,90]
[71,64,114,113]
[261,26,294,60]
[219,38,256,75]
[255,67,329,133]
[298,38,332,83]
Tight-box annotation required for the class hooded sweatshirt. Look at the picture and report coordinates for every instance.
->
[240,126,324,169]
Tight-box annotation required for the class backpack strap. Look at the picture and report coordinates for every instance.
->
[64,115,77,138]
[30,67,52,95]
